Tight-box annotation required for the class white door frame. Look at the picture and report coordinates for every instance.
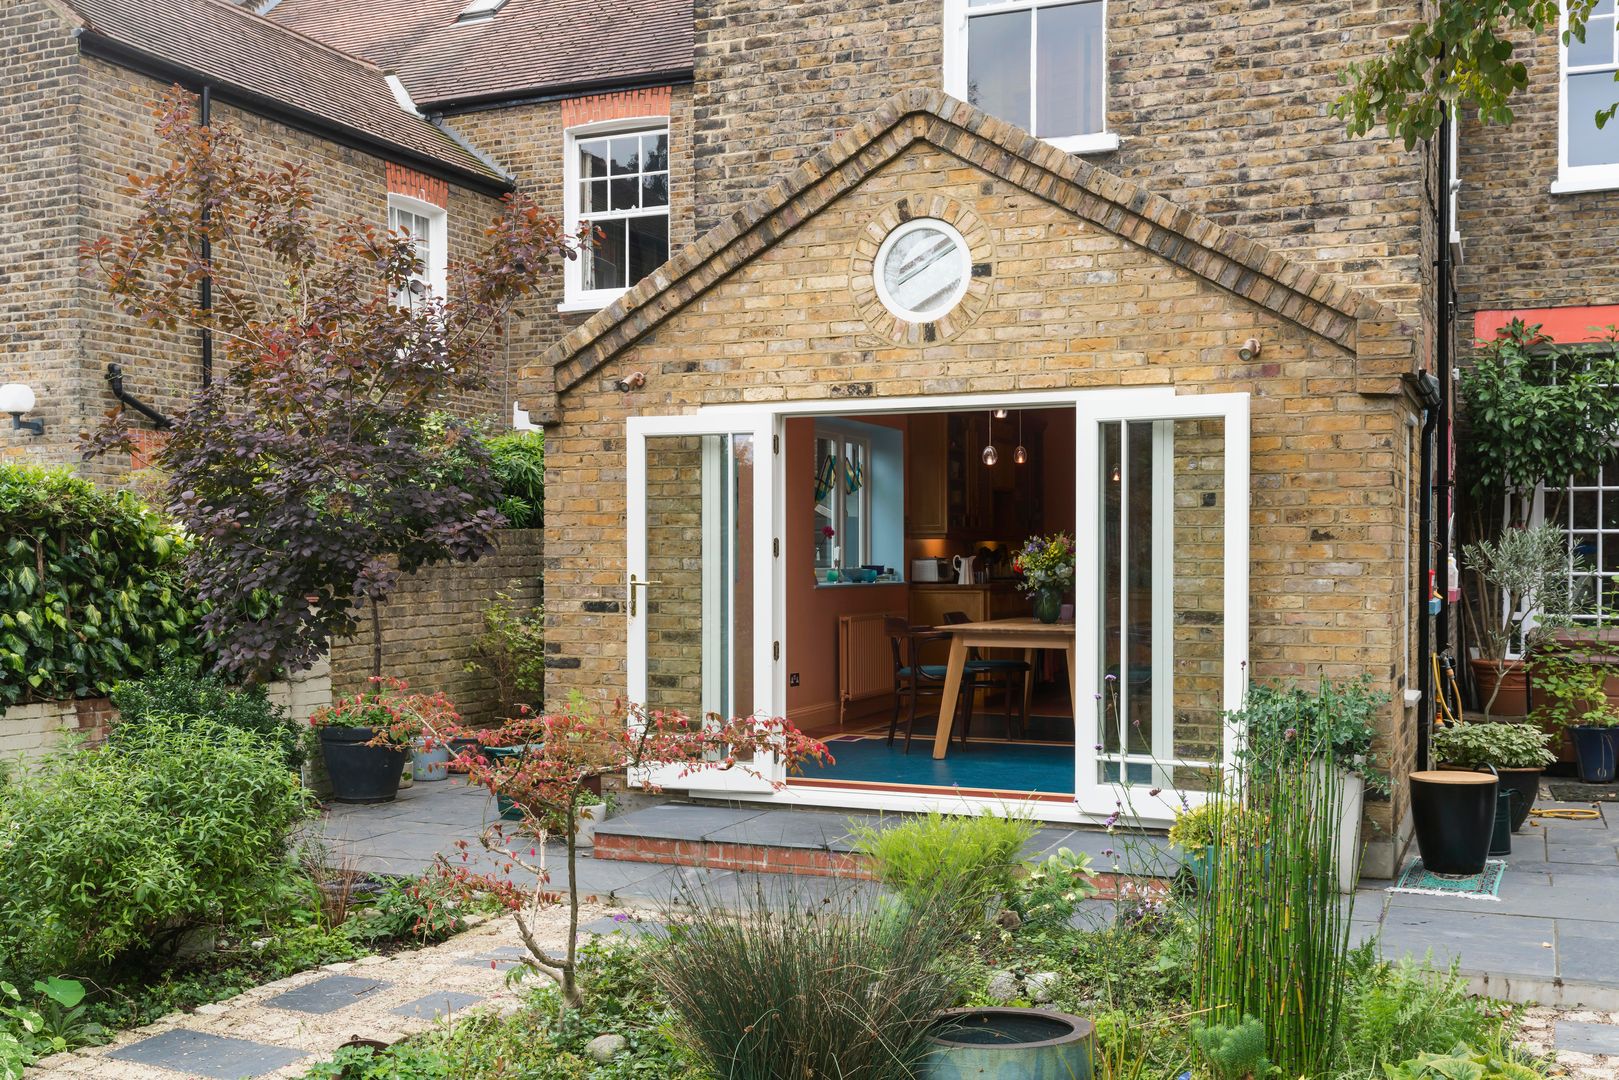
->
[626,411,780,793]
[1073,390,1250,819]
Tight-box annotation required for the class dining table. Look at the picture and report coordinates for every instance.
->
[930,617,1078,760]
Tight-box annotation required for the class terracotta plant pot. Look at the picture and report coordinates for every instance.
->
[1468,659,1530,718]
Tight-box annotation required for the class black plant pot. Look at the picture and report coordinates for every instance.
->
[1409,769,1497,876]
[1496,767,1541,832]
[1570,726,1619,783]
[320,726,406,804]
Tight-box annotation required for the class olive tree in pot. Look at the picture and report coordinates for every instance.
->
[1432,720,1555,830]
[309,679,460,803]
[1461,524,1578,719]
[1533,643,1619,783]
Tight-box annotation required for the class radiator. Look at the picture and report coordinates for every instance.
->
[838,613,899,727]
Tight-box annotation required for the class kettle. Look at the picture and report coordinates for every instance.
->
[952,555,978,585]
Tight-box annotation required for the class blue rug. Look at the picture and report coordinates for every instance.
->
[1389,858,1506,900]
[801,735,1075,795]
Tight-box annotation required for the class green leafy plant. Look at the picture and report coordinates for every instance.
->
[1531,644,1619,729]
[29,978,103,1051]
[1338,949,1508,1079]
[1168,799,1263,852]
[110,659,304,768]
[1237,677,1390,793]
[0,980,59,1080]
[848,809,1036,930]
[1383,1042,1547,1080]
[347,866,469,946]
[0,719,310,973]
[1462,525,1580,715]
[486,431,545,530]
[646,882,966,1080]
[1011,847,1098,934]
[1190,1015,1274,1080]
[1432,721,1555,769]
[463,591,545,717]
[0,464,203,708]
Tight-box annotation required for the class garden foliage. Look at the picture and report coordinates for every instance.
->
[83,91,579,680]
[0,719,309,973]
[487,431,545,530]
[464,591,546,717]
[848,808,1036,930]
[1338,951,1508,1079]
[0,464,202,708]
[110,660,305,768]
[1431,721,1556,770]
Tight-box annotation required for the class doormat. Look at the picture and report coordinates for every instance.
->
[1546,780,1619,803]
[1388,858,1506,900]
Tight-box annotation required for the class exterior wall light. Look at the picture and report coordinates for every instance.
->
[1238,337,1263,361]
[0,383,42,436]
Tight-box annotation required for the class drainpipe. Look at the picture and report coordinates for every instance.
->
[1435,105,1455,700]
[199,84,214,388]
[1415,373,1442,772]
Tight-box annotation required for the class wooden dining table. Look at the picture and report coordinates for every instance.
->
[931,617,1079,760]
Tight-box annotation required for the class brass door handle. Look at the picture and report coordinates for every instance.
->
[628,574,664,617]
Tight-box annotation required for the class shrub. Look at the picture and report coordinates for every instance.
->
[0,719,310,973]
[463,591,545,717]
[0,464,202,708]
[646,883,965,1080]
[346,866,468,946]
[1337,950,1507,1078]
[109,659,305,768]
[1189,1015,1272,1080]
[1237,677,1389,793]
[1431,721,1555,769]
[1010,847,1098,934]
[848,809,1035,929]
[1384,1043,1547,1080]
[486,432,544,530]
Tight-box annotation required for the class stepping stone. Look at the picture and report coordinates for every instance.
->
[458,944,530,969]
[266,973,386,1014]
[580,915,668,938]
[1556,1019,1619,1055]
[392,991,484,1019]
[108,1029,306,1078]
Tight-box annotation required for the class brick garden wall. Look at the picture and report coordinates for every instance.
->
[542,134,1420,872]
[329,529,544,726]
[690,0,1429,324]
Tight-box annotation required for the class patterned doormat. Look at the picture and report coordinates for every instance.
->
[1545,780,1619,802]
[1388,858,1507,900]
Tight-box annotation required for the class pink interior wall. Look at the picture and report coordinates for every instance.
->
[783,415,909,730]
[1042,407,1076,535]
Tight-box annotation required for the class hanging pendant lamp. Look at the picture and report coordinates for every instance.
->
[982,411,999,466]
[1014,411,1028,465]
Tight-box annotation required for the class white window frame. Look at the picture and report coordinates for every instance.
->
[812,425,873,580]
[561,116,672,312]
[1554,0,1619,194]
[873,217,972,323]
[386,193,447,303]
[942,0,1119,155]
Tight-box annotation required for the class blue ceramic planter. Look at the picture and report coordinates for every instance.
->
[920,1008,1094,1080]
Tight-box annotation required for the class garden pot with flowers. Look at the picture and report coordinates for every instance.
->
[310,678,461,804]
[1014,533,1074,624]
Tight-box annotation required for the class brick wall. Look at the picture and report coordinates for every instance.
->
[1455,26,1619,330]
[542,137,1418,869]
[329,528,543,725]
[690,0,1429,323]
[0,0,82,469]
[441,83,694,406]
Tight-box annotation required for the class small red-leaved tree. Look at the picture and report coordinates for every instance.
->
[451,702,831,1009]
[84,89,578,680]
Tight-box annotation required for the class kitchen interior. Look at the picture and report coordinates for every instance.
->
[783,405,1078,793]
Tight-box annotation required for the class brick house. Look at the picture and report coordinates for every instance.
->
[9,0,1612,873]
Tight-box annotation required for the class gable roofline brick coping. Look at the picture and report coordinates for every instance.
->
[538,88,1418,416]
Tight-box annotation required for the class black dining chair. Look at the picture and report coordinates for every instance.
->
[885,616,975,754]
[942,610,1031,740]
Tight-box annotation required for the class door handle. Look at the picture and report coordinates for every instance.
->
[628,574,663,617]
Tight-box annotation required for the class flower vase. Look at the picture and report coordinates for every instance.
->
[1032,589,1063,624]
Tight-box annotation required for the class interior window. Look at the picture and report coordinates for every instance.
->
[571,128,671,304]
[813,433,871,578]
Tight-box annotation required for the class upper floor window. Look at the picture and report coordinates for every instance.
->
[387,194,447,306]
[943,0,1115,154]
[563,123,670,310]
[1558,0,1619,192]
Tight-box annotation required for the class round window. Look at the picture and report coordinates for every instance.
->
[873,218,971,323]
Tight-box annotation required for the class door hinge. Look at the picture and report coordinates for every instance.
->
[773,537,780,557]
[773,641,781,661]
[772,433,780,454]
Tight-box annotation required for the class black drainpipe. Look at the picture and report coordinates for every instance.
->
[1416,373,1442,770]
[199,84,214,388]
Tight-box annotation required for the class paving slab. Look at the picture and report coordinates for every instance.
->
[581,914,669,938]
[1557,919,1619,987]
[391,991,485,1019]
[1374,907,1558,980]
[265,974,387,1014]
[107,1029,307,1079]
[592,802,767,842]
[697,808,870,850]
[1555,1019,1619,1055]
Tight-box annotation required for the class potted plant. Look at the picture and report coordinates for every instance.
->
[309,678,460,804]
[1460,524,1577,718]
[1533,643,1619,782]
[1432,720,1554,830]
[1169,798,1258,891]
[1012,533,1074,624]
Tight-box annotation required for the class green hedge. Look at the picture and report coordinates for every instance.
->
[0,465,204,708]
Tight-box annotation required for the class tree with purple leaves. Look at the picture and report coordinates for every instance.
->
[84,89,579,681]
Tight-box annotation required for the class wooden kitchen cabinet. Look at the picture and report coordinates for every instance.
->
[906,413,949,537]
[908,584,1028,666]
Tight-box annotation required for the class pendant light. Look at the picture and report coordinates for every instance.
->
[992,408,1008,420]
[1014,411,1028,465]
[982,411,999,466]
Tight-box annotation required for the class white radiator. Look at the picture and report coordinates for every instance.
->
[838,613,899,727]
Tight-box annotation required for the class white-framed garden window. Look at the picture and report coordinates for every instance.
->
[1532,458,1619,621]
[387,194,447,305]
[942,0,1117,154]
[1555,0,1619,194]
[562,119,671,311]
[812,427,872,579]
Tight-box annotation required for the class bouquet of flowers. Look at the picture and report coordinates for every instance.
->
[1012,532,1075,596]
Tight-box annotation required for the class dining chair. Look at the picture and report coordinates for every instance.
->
[884,616,974,754]
[942,610,1031,740]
